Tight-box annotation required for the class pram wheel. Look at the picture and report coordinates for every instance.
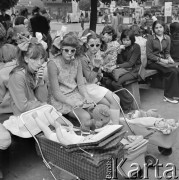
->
[145,154,157,167]
[158,146,172,156]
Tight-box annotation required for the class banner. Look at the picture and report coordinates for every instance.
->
[164,2,172,16]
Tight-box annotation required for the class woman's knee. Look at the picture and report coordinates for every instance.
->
[105,91,120,103]
[98,97,110,107]
[72,109,91,123]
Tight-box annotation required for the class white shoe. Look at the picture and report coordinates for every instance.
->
[163,96,178,104]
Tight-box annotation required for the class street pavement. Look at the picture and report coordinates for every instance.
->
[2,22,179,180]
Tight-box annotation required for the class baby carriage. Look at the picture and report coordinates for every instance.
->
[112,88,178,174]
[19,105,126,180]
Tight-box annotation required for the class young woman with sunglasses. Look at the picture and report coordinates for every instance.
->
[100,25,120,72]
[146,20,179,104]
[47,33,95,127]
[80,31,121,124]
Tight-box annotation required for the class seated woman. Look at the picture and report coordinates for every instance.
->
[111,29,141,90]
[80,31,121,124]
[8,37,48,115]
[101,29,141,113]
[0,44,18,114]
[47,33,95,128]
[100,25,120,73]
[146,20,179,104]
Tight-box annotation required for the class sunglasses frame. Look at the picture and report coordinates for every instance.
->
[62,48,76,54]
[88,43,101,48]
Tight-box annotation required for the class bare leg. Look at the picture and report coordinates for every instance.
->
[104,91,120,109]
[32,112,53,139]
[54,121,72,145]
[68,108,91,127]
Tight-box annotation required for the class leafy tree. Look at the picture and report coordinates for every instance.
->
[79,0,91,11]
[0,0,19,11]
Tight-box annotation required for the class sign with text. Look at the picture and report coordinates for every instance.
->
[164,2,172,16]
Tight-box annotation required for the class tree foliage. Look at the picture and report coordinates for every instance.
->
[79,0,91,11]
[0,0,19,11]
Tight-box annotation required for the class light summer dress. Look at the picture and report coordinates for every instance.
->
[49,56,86,114]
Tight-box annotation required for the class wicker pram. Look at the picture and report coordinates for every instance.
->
[20,105,126,180]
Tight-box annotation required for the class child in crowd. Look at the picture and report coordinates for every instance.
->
[47,33,95,128]
[8,37,48,115]
[80,31,121,124]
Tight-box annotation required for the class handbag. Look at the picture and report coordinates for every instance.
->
[112,68,129,81]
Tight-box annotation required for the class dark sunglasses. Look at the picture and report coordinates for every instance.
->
[62,48,76,54]
[89,44,101,48]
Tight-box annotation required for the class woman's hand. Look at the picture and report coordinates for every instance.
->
[36,66,45,84]
[83,97,95,107]
[93,58,103,68]
[65,99,83,108]
[168,57,175,64]
[160,58,169,64]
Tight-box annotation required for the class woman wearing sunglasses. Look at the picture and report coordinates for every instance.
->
[100,25,120,73]
[48,33,95,127]
[80,31,121,125]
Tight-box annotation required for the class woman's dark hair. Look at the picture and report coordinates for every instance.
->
[130,24,141,36]
[101,25,117,41]
[170,22,179,36]
[120,29,135,45]
[152,20,165,34]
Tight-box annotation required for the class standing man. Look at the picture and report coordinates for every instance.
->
[14,8,28,25]
[111,12,118,33]
[29,6,50,54]
[29,6,50,37]
[80,13,85,30]
[104,12,109,26]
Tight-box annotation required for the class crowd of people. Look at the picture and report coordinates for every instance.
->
[1,5,179,179]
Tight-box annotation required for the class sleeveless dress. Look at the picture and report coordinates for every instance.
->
[49,56,86,114]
